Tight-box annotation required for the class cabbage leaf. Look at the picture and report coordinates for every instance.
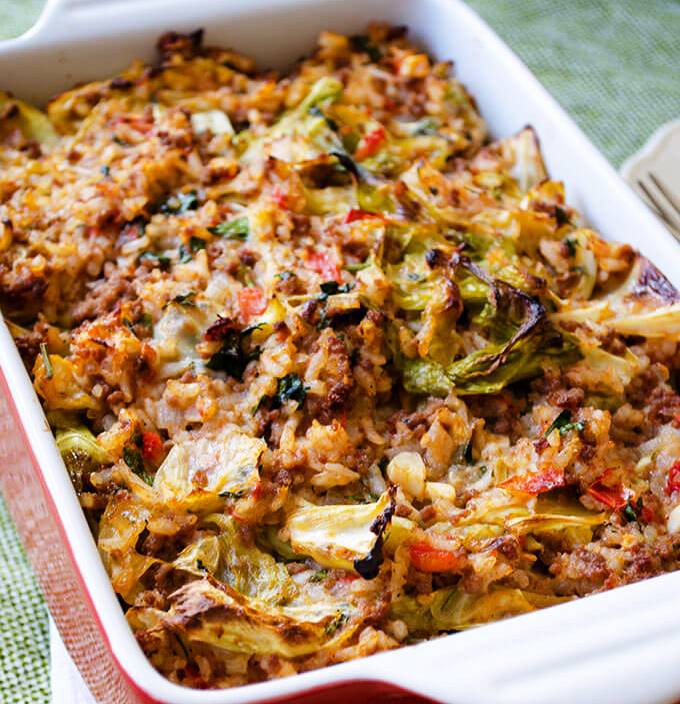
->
[153,427,264,510]
[161,579,356,658]
[391,586,569,634]
[285,490,396,578]
[176,515,297,605]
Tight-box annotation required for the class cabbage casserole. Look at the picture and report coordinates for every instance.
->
[1,24,680,688]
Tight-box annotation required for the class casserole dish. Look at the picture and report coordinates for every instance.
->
[1,0,680,702]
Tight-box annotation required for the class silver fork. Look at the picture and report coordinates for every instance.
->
[636,171,680,243]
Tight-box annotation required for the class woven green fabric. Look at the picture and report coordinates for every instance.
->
[0,2,678,701]
[0,497,50,702]
[468,0,680,166]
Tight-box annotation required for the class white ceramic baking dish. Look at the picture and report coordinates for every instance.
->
[1,1,679,702]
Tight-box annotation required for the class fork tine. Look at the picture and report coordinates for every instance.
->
[636,179,668,220]
[649,172,680,220]
[637,179,680,231]
[636,179,680,245]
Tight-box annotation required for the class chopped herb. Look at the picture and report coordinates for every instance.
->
[112,135,129,147]
[123,446,153,485]
[410,117,439,136]
[100,165,110,177]
[545,409,585,437]
[623,500,638,523]
[140,313,153,327]
[350,34,382,62]
[252,395,269,415]
[562,420,585,434]
[324,611,348,636]
[555,206,570,227]
[160,190,199,215]
[274,373,307,407]
[173,291,196,306]
[219,489,247,500]
[177,237,204,263]
[275,271,295,281]
[309,569,329,583]
[308,105,339,132]
[196,559,208,572]
[564,237,577,257]
[138,251,170,270]
[122,318,137,335]
[39,343,53,379]
[208,216,249,240]
[205,328,260,380]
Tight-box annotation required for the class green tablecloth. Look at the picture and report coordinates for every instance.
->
[0,1,678,701]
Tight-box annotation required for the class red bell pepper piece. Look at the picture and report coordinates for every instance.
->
[666,460,680,495]
[344,208,379,223]
[141,431,163,464]
[587,469,631,509]
[355,126,386,161]
[272,186,289,209]
[500,467,566,495]
[409,542,465,573]
[238,287,267,322]
[308,251,342,283]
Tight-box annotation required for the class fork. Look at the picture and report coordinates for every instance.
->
[636,171,680,243]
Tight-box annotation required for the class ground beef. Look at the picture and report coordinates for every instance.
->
[71,273,133,323]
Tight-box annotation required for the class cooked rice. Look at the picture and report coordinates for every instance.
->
[1,23,680,689]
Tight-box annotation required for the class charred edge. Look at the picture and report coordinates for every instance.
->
[354,534,385,580]
[109,77,134,90]
[157,29,205,64]
[632,256,680,303]
[453,253,547,376]
[204,315,239,341]
[330,151,361,179]
[354,488,396,580]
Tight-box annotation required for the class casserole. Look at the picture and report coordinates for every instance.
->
[1,0,680,702]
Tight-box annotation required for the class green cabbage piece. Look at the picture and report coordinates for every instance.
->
[152,303,207,379]
[553,255,680,340]
[506,126,547,192]
[239,76,344,162]
[56,426,110,491]
[567,344,641,396]
[0,92,58,147]
[455,491,606,548]
[608,306,680,339]
[153,427,264,510]
[161,579,356,658]
[398,258,579,396]
[176,515,297,605]
[391,586,569,634]
[568,230,598,300]
[285,490,396,578]
[190,109,234,137]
